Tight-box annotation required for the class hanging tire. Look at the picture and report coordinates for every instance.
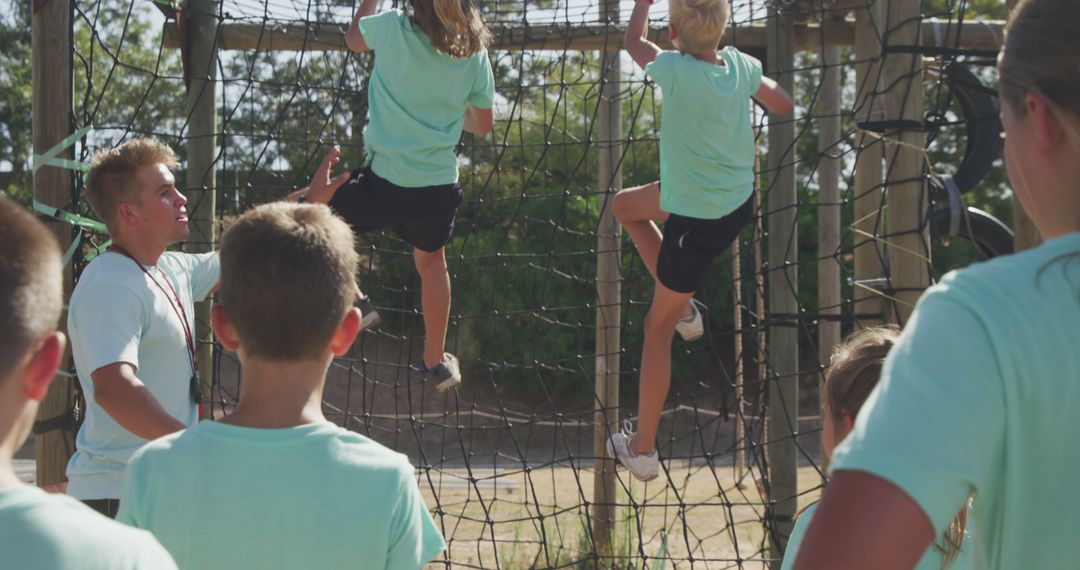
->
[930,205,1014,259]
[939,63,1003,193]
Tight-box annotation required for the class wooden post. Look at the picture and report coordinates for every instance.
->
[852,1,886,328]
[185,0,219,417]
[882,0,929,325]
[1005,0,1041,251]
[591,0,622,556]
[766,7,798,566]
[817,43,842,367]
[31,0,76,488]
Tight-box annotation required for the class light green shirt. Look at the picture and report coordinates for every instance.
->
[645,47,762,219]
[360,9,495,187]
[67,250,219,500]
[781,503,971,570]
[119,421,445,570]
[0,485,176,569]
[831,232,1080,569]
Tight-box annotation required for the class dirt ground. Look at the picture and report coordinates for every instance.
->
[420,464,825,569]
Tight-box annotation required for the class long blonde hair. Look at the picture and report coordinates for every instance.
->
[824,326,968,569]
[408,0,491,58]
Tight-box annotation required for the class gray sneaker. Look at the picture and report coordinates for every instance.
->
[424,353,461,393]
[675,298,705,342]
[606,420,660,482]
[355,295,381,331]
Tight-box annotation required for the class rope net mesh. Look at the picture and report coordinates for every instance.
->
[59,0,1002,566]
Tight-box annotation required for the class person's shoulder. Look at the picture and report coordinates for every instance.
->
[72,253,139,289]
[2,488,173,566]
[325,427,415,473]
[934,235,1080,306]
[128,425,202,468]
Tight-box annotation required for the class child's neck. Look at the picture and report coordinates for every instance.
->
[220,355,331,429]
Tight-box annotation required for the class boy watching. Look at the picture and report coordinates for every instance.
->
[0,197,175,569]
[118,203,445,569]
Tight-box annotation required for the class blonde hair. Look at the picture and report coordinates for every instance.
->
[824,326,966,569]
[218,203,359,362]
[669,0,730,56]
[0,197,62,381]
[409,0,491,58]
[86,138,180,231]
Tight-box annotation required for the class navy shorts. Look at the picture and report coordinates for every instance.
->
[328,168,463,252]
[657,196,754,294]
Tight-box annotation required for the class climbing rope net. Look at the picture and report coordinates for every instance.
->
[50,0,1008,566]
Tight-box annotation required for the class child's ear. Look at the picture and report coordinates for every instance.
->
[841,412,856,437]
[669,24,678,42]
[1026,91,1066,152]
[211,304,241,352]
[330,307,362,357]
[24,332,66,401]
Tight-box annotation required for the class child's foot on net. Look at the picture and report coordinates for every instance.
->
[355,295,381,332]
[423,352,461,393]
[606,420,660,481]
[675,298,705,341]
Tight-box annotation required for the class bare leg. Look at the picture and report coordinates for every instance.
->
[612,181,667,280]
[632,282,695,455]
[413,247,451,369]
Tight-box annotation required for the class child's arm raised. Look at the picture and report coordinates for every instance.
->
[624,0,662,70]
[753,76,795,116]
[345,0,382,52]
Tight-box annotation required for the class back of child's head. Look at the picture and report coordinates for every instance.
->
[823,325,899,424]
[669,0,731,56]
[218,203,358,362]
[0,197,63,381]
[86,138,179,231]
[409,0,491,58]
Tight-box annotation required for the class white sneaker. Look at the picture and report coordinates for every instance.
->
[424,353,462,393]
[675,298,705,341]
[606,420,660,482]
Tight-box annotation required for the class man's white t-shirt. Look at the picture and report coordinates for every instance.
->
[66,250,219,500]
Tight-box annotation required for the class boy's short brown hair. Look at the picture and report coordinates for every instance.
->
[218,203,359,361]
[669,0,731,55]
[86,138,180,230]
[0,197,63,381]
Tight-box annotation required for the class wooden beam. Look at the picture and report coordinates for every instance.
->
[817,43,842,366]
[883,0,930,325]
[32,0,76,490]
[592,0,622,557]
[766,7,798,567]
[184,0,219,416]
[162,19,1004,52]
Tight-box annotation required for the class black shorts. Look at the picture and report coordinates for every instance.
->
[657,196,754,294]
[328,168,464,252]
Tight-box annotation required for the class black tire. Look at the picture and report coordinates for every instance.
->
[930,205,1015,259]
[941,63,1003,193]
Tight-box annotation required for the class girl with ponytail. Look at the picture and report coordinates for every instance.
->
[316,0,494,390]
[792,0,1080,567]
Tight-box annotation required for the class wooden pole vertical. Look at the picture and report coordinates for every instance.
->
[592,0,622,555]
[765,6,798,566]
[882,0,929,325]
[32,0,76,488]
[185,0,219,417]
[852,1,886,328]
[817,43,842,368]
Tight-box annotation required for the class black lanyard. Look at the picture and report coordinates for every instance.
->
[108,246,202,404]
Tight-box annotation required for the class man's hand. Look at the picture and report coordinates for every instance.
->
[286,147,352,205]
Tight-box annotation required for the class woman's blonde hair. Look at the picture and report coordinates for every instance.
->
[408,0,491,58]
[669,0,730,55]
[824,326,967,569]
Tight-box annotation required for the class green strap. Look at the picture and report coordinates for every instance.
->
[31,126,92,174]
[33,200,108,233]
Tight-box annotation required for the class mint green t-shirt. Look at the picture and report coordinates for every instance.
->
[119,421,445,570]
[645,47,762,219]
[0,485,176,569]
[359,9,495,187]
[67,250,220,500]
[781,503,972,570]
[831,232,1080,569]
